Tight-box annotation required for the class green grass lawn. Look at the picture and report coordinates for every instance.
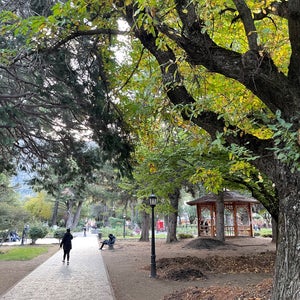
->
[0,246,50,261]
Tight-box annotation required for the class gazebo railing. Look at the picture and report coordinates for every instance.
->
[224,225,252,237]
[224,226,235,236]
[238,225,252,236]
[197,225,253,237]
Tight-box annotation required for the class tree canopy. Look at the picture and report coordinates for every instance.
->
[0,0,133,175]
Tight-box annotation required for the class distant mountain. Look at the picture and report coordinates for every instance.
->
[11,171,35,199]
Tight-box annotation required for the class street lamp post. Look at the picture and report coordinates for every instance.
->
[123,214,126,238]
[149,192,157,278]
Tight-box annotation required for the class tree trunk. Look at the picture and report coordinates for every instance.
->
[215,193,225,242]
[272,180,300,300]
[164,215,168,232]
[166,188,180,243]
[271,217,277,244]
[139,199,150,242]
[51,199,59,227]
[66,200,74,229]
[166,213,177,243]
[71,200,83,229]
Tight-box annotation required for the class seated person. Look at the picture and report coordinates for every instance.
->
[99,234,116,250]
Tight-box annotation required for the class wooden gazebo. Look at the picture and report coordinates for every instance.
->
[187,191,259,237]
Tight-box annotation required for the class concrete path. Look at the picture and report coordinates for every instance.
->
[0,233,114,300]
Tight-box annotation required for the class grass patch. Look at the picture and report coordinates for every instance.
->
[0,246,50,261]
[178,233,194,239]
[259,228,272,238]
[254,228,272,238]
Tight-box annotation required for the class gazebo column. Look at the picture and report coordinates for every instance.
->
[233,203,238,236]
[248,203,253,237]
[197,205,202,237]
[210,204,214,237]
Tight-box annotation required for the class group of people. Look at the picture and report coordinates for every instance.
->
[59,228,116,264]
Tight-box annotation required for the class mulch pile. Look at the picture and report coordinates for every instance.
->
[156,238,275,281]
[184,238,227,250]
[156,252,275,281]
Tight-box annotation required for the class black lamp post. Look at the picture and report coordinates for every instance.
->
[149,192,157,278]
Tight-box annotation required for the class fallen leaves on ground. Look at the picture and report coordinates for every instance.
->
[155,239,275,300]
[163,278,273,300]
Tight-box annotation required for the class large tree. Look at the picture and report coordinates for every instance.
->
[0,0,133,175]
[118,2,299,298]
[0,0,299,298]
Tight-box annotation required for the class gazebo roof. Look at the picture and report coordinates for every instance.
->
[186,191,259,206]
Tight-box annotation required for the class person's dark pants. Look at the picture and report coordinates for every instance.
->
[100,240,108,249]
[63,249,71,262]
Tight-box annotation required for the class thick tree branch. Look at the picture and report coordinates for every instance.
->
[225,173,279,221]
[151,1,300,127]
[288,0,300,84]
[221,1,289,21]
[232,0,259,50]
[124,5,277,178]
[10,28,129,65]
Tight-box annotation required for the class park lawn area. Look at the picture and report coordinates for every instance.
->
[0,245,51,261]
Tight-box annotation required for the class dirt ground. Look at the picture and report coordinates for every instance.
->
[0,237,276,300]
[101,237,276,300]
[0,244,59,296]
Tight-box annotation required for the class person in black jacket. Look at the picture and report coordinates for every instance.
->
[60,228,73,265]
[99,234,116,250]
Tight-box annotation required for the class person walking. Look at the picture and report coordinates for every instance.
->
[60,228,73,265]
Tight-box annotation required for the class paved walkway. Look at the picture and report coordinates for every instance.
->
[0,233,114,300]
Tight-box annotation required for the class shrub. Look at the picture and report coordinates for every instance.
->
[53,229,66,241]
[0,231,9,243]
[178,233,194,239]
[253,228,272,238]
[109,217,125,228]
[28,226,48,244]
[259,228,273,238]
